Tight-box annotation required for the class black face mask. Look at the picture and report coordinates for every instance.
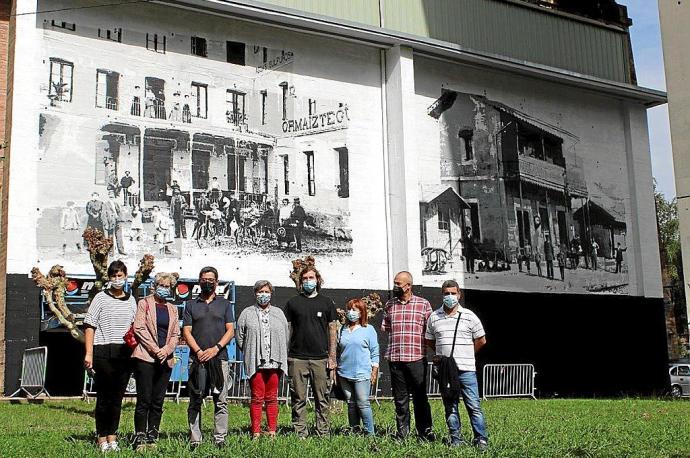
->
[392,285,405,298]
[200,282,215,295]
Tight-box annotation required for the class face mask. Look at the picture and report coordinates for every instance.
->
[155,286,171,299]
[200,281,215,295]
[443,294,459,309]
[110,278,126,290]
[256,292,271,306]
[302,280,317,294]
[346,310,361,322]
[392,285,405,299]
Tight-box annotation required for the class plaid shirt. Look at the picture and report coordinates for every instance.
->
[382,295,433,362]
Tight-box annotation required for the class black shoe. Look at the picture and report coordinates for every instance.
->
[214,440,225,449]
[419,429,436,442]
[132,433,147,451]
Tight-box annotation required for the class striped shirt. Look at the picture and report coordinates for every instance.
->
[425,306,485,372]
[382,295,433,362]
[84,290,137,345]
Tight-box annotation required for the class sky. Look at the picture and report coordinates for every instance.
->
[620,0,675,199]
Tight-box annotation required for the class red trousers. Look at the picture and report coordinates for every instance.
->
[249,369,280,433]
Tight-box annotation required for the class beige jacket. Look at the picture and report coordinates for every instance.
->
[131,295,180,367]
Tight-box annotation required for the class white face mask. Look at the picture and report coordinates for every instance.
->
[110,278,126,290]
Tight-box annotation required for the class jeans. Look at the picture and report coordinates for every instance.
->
[93,344,132,437]
[339,377,374,435]
[288,358,331,437]
[134,359,172,441]
[187,360,230,444]
[249,369,280,434]
[442,371,488,444]
[389,359,433,437]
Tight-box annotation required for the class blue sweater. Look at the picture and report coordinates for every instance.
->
[337,325,380,381]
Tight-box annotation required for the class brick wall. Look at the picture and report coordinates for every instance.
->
[0,0,13,394]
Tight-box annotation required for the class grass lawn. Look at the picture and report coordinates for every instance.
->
[0,398,688,457]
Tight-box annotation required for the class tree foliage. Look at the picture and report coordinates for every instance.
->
[655,180,682,284]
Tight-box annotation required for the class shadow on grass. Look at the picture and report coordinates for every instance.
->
[45,403,95,418]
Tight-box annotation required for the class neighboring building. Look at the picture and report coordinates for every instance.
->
[0,0,668,396]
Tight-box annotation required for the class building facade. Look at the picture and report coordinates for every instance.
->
[0,0,669,396]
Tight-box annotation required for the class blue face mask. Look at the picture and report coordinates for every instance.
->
[443,294,459,309]
[302,280,317,294]
[346,310,361,323]
[256,292,271,306]
[155,286,171,299]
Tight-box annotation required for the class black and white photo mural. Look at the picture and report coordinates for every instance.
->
[413,56,640,295]
[23,1,387,290]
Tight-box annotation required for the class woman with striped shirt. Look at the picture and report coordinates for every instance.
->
[83,260,137,453]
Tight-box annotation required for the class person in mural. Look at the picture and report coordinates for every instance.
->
[224,194,240,238]
[104,190,127,256]
[209,177,222,203]
[209,202,224,237]
[83,260,137,453]
[157,209,175,255]
[425,280,488,450]
[119,171,135,207]
[614,242,627,274]
[544,235,555,280]
[285,266,338,438]
[86,192,105,234]
[382,271,434,441]
[259,202,275,238]
[582,235,591,270]
[60,200,82,254]
[182,94,191,123]
[336,298,380,436]
[169,91,181,122]
[533,216,544,277]
[557,244,567,281]
[131,272,180,451]
[183,266,235,449]
[463,227,476,274]
[235,280,289,439]
[150,205,162,243]
[291,197,307,253]
[590,238,600,271]
[170,190,188,239]
[570,235,581,269]
[277,198,294,250]
[129,205,143,242]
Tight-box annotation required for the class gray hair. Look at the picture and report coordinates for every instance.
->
[254,280,273,293]
[154,272,178,287]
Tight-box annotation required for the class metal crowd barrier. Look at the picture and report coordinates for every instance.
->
[482,363,537,400]
[11,346,51,399]
[426,362,441,398]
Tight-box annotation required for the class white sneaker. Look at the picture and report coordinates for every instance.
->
[99,442,110,453]
[108,441,120,452]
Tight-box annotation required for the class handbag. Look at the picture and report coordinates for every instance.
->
[330,326,348,401]
[123,298,150,350]
[433,310,463,400]
[123,324,138,350]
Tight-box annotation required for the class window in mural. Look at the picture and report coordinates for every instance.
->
[191,82,207,119]
[226,89,245,126]
[227,41,246,65]
[48,58,73,103]
[191,36,207,57]
[305,151,315,196]
[95,69,119,110]
[146,33,166,53]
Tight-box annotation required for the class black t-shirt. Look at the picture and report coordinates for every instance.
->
[182,296,234,360]
[285,293,337,359]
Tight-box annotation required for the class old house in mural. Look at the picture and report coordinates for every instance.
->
[423,90,626,285]
[36,21,354,264]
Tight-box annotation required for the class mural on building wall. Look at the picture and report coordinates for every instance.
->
[35,33,356,277]
[420,90,629,294]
